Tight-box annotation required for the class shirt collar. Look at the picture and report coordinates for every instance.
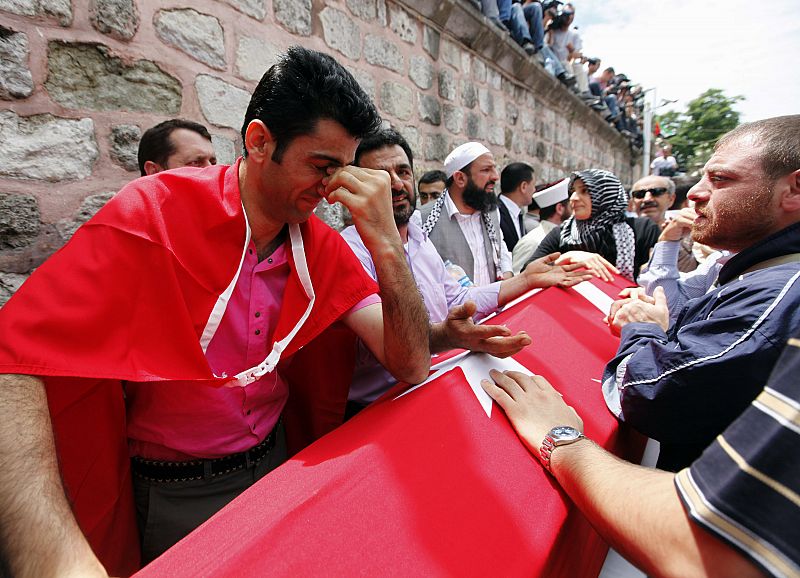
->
[500,194,521,218]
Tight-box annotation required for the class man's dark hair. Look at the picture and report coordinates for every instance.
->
[604,66,615,75]
[137,118,211,176]
[419,169,447,187]
[715,115,800,181]
[241,46,381,162]
[500,162,534,195]
[354,127,414,168]
[539,200,567,221]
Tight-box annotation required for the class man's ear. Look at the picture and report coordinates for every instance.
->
[780,168,800,213]
[143,160,162,175]
[452,170,468,188]
[244,120,275,162]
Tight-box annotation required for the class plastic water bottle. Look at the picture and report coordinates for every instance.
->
[444,260,474,287]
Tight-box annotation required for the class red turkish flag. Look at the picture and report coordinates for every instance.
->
[137,276,644,578]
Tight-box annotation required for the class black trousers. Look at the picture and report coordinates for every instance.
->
[133,424,287,564]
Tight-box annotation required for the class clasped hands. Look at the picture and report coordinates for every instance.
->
[606,286,670,335]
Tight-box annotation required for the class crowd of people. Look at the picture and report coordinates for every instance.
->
[0,45,798,578]
[474,0,648,147]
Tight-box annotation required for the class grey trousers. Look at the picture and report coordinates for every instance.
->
[133,425,287,565]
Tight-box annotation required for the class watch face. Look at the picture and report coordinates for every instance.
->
[550,426,581,442]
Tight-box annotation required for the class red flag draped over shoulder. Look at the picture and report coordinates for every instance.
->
[0,160,377,576]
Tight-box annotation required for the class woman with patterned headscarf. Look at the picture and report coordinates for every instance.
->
[528,169,659,281]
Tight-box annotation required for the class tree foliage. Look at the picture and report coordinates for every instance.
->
[656,88,744,174]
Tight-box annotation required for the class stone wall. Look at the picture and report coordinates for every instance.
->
[0,0,636,304]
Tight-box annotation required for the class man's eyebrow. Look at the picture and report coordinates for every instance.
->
[310,153,347,166]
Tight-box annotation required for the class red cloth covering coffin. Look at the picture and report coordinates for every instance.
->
[136,276,644,578]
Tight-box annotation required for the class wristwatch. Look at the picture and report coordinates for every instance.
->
[539,426,585,472]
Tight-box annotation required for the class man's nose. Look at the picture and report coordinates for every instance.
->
[389,171,403,190]
[687,181,709,203]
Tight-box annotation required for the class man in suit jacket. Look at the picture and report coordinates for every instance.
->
[420,142,513,285]
[498,162,536,252]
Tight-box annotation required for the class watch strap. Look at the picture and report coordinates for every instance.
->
[539,430,585,472]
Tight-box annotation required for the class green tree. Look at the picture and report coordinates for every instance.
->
[656,89,744,174]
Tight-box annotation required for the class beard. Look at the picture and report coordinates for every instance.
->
[692,181,777,251]
[393,188,416,226]
[462,177,498,212]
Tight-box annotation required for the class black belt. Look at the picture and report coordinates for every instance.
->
[132,418,281,483]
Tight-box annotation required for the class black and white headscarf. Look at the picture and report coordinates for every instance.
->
[559,169,636,280]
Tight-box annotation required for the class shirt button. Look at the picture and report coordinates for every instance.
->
[267,258,273,264]
[248,249,253,255]
[254,311,261,318]
[254,329,261,335]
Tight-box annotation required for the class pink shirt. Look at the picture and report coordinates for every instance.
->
[126,239,379,460]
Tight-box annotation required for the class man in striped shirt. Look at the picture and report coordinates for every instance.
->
[481,332,800,577]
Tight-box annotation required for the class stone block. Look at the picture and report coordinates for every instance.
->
[506,101,518,125]
[438,68,457,101]
[535,141,547,161]
[408,55,433,90]
[424,132,449,162]
[274,0,311,36]
[220,0,266,20]
[346,0,376,21]
[109,124,141,172]
[487,67,502,90]
[465,112,482,140]
[236,36,280,82]
[460,52,471,75]
[488,124,504,146]
[0,273,28,307]
[460,78,477,109]
[364,35,403,73]
[0,0,71,25]
[46,43,181,114]
[155,9,225,70]
[314,199,345,231]
[376,0,386,25]
[56,192,114,241]
[443,103,463,134]
[398,125,421,156]
[212,134,237,165]
[379,81,412,121]
[196,75,251,130]
[0,27,34,99]
[389,4,416,44]
[0,193,39,249]
[472,58,486,84]
[422,25,439,60]
[418,94,441,126]
[0,111,98,181]
[520,108,534,132]
[347,67,375,101]
[320,7,361,60]
[89,0,139,41]
[478,87,493,116]
[440,39,460,70]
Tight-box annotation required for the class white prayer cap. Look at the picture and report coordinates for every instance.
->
[533,178,569,208]
[444,142,492,178]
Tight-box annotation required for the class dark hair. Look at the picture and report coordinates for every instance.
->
[715,115,800,181]
[604,67,615,75]
[354,127,414,168]
[539,200,568,221]
[419,169,447,187]
[500,162,534,195]
[137,118,211,176]
[241,46,381,162]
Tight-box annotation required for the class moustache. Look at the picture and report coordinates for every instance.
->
[641,201,660,210]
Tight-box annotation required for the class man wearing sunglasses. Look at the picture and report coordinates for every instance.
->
[629,175,676,226]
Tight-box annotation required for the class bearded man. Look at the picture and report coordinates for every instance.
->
[602,115,800,472]
[420,142,513,285]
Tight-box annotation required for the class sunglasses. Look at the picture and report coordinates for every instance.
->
[631,187,669,200]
